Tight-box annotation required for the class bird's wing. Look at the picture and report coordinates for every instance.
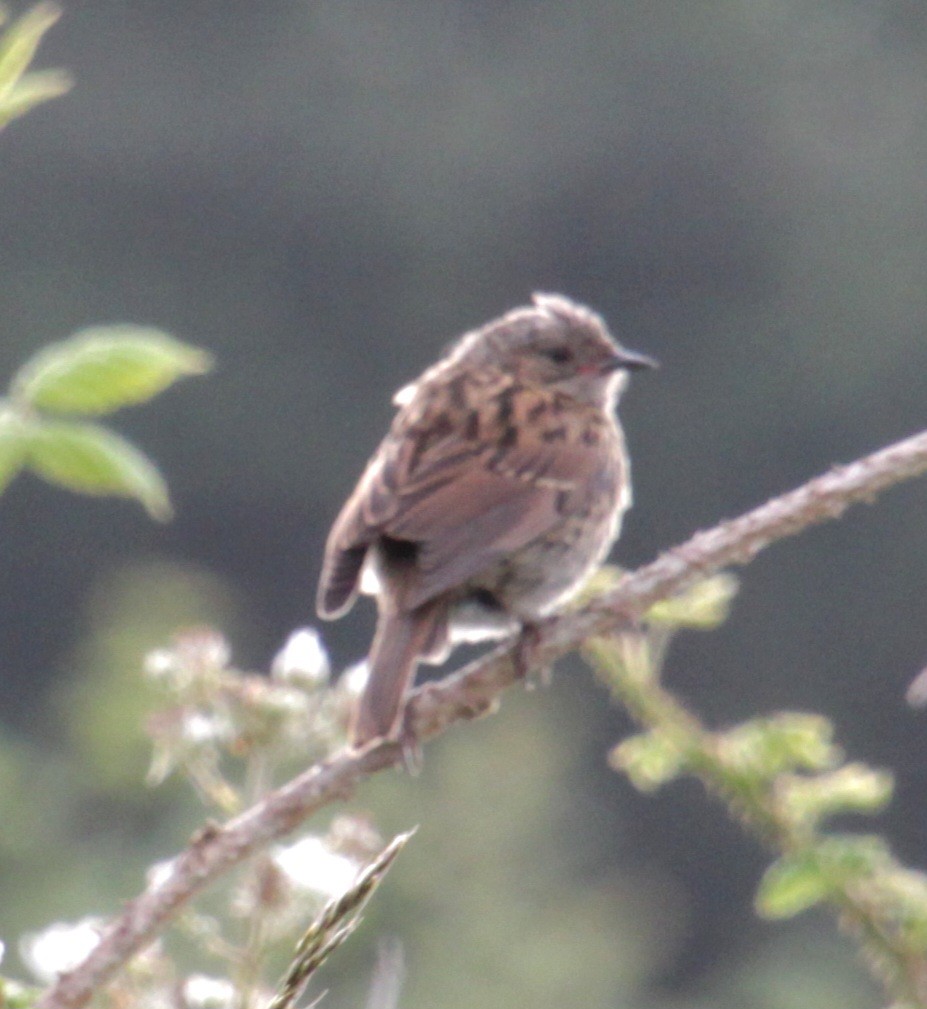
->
[317,378,612,617]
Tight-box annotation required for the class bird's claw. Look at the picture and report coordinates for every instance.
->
[513,620,553,689]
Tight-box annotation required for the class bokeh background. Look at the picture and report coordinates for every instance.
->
[2,2,927,1005]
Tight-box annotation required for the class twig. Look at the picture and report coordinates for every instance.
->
[38,426,927,1009]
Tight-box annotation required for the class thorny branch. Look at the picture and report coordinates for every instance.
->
[38,426,927,1009]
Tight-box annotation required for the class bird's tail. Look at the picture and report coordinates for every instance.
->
[351,602,447,748]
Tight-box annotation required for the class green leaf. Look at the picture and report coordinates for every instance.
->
[647,573,739,630]
[0,66,71,128]
[778,764,893,829]
[0,976,41,1009]
[0,403,30,493]
[610,731,687,791]
[12,326,213,415]
[756,851,832,919]
[717,713,841,779]
[883,868,927,947]
[26,420,173,520]
[757,836,892,919]
[814,835,892,878]
[0,2,61,103]
[572,563,626,604]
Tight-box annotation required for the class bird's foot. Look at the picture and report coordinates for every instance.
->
[397,712,423,775]
[513,619,554,689]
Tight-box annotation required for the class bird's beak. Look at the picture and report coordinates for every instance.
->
[603,348,659,373]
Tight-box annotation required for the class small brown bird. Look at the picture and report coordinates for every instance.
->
[317,293,656,748]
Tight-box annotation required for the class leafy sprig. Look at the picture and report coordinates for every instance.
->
[0,3,71,130]
[0,327,212,518]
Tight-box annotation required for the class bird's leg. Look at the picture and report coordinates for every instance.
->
[397,710,424,775]
[512,618,555,688]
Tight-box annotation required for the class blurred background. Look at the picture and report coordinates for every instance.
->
[2,1,927,1005]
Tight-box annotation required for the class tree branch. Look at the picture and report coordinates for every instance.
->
[38,426,927,1009]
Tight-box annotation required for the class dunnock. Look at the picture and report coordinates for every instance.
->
[317,293,656,747]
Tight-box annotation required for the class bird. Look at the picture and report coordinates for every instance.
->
[316,293,656,748]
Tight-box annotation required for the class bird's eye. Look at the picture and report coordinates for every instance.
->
[544,346,574,364]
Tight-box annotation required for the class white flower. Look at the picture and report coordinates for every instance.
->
[143,648,178,680]
[20,918,102,983]
[182,974,236,1009]
[273,836,358,899]
[271,628,330,687]
[341,660,369,698]
[0,937,4,964]
[182,711,232,745]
